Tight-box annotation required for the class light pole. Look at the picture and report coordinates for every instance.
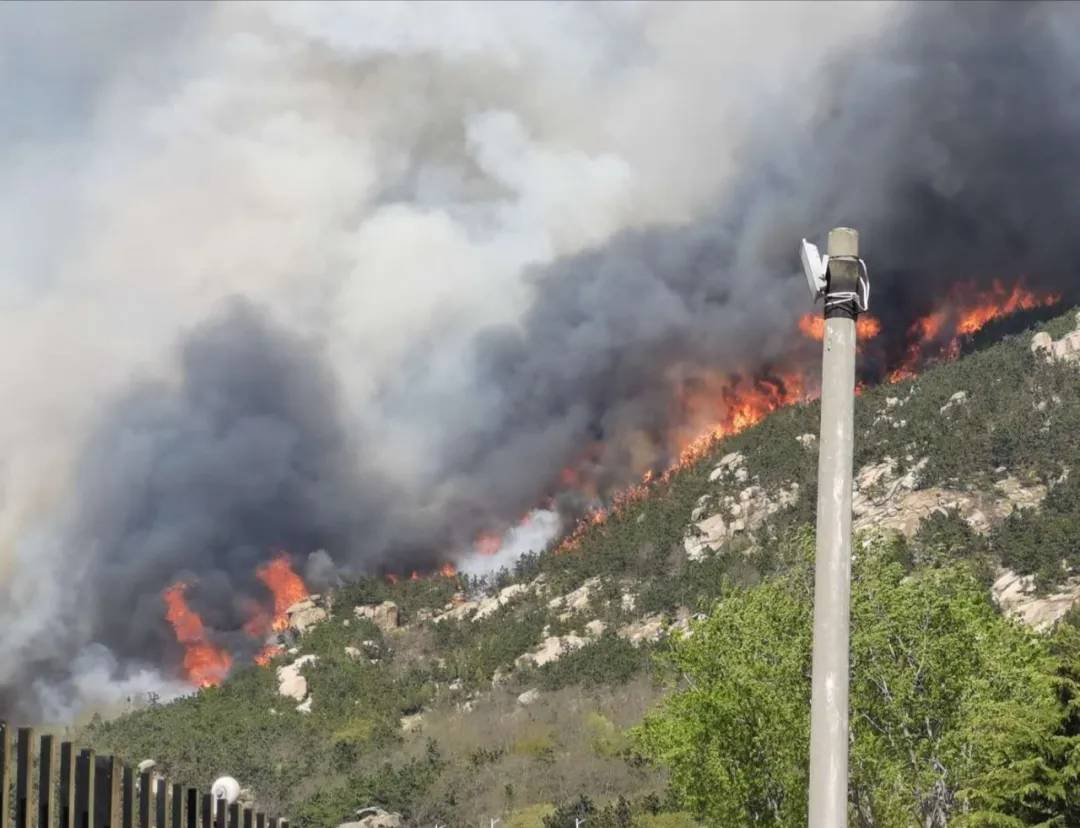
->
[801,227,869,828]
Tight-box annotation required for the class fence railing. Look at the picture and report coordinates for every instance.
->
[0,723,289,828]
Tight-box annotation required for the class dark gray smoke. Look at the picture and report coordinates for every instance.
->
[76,300,395,665]
[449,1,1080,516]
[4,2,1080,718]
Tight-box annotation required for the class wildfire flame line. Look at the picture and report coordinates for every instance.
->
[887,280,1061,382]
[556,278,1062,554]
[161,582,232,688]
[159,279,1064,684]
[256,553,309,633]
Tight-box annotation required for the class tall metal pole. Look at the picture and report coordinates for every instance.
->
[808,227,862,828]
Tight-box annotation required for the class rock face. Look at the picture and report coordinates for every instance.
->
[1032,313,1080,363]
[685,451,800,560]
[340,808,404,828]
[707,452,746,483]
[584,619,607,637]
[939,390,968,415]
[285,598,327,635]
[354,601,400,633]
[618,614,664,646]
[548,577,600,613]
[517,688,541,706]
[851,457,1046,536]
[276,654,317,703]
[516,634,588,668]
[993,569,1080,631]
[399,713,423,734]
[433,582,533,623]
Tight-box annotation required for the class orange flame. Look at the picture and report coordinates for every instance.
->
[955,280,1061,335]
[162,582,232,688]
[385,572,400,585]
[253,644,284,667]
[474,532,503,556]
[241,598,273,638]
[550,278,1061,557]
[888,281,1060,383]
[798,313,882,342]
[440,562,457,577]
[666,372,806,472]
[256,553,309,633]
[556,372,807,554]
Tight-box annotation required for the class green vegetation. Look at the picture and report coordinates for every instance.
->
[82,307,1080,826]
[634,532,1079,826]
[993,473,1080,590]
[535,633,650,691]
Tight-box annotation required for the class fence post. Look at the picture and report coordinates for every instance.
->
[214,799,225,828]
[253,814,264,828]
[104,757,122,828]
[39,735,57,828]
[199,795,211,828]
[75,750,96,828]
[155,781,168,828]
[184,790,196,828]
[0,723,11,828]
[138,774,152,828]
[15,728,35,828]
[170,784,184,828]
[241,809,251,828]
[59,743,75,828]
[227,804,238,828]
[121,767,134,828]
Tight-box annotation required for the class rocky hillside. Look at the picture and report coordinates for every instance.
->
[82,308,1080,827]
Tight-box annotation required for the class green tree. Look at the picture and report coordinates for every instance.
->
[958,616,1080,826]
[634,533,1063,827]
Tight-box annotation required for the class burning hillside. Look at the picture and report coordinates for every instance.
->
[149,277,1062,689]
[5,2,1080,719]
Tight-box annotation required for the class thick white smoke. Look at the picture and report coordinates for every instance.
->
[23,0,1071,716]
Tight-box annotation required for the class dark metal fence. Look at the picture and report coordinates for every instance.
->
[0,723,288,828]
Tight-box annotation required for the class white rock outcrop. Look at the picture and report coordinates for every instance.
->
[584,619,607,637]
[276,654,317,702]
[684,481,800,560]
[851,457,1045,537]
[708,452,746,483]
[472,583,529,621]
[399,713,423,733]
[517,688,541,706]
[993,569,1080,631]
[285,598,328,635]
[939,390,968,414]
[340,807,404,828]
[516,634,588,668]
[354,601,400,633]
[1032,313,1080,363]
[547,577,601,613]
[618,614,665,646]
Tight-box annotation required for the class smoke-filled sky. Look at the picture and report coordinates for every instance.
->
[2,1,1079,719]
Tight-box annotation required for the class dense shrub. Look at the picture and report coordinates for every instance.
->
[537,633,650,691]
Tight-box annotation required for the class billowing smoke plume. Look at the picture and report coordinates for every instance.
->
[1,1,1078,718]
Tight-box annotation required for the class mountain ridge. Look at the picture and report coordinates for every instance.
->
[79,306,1080,827]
